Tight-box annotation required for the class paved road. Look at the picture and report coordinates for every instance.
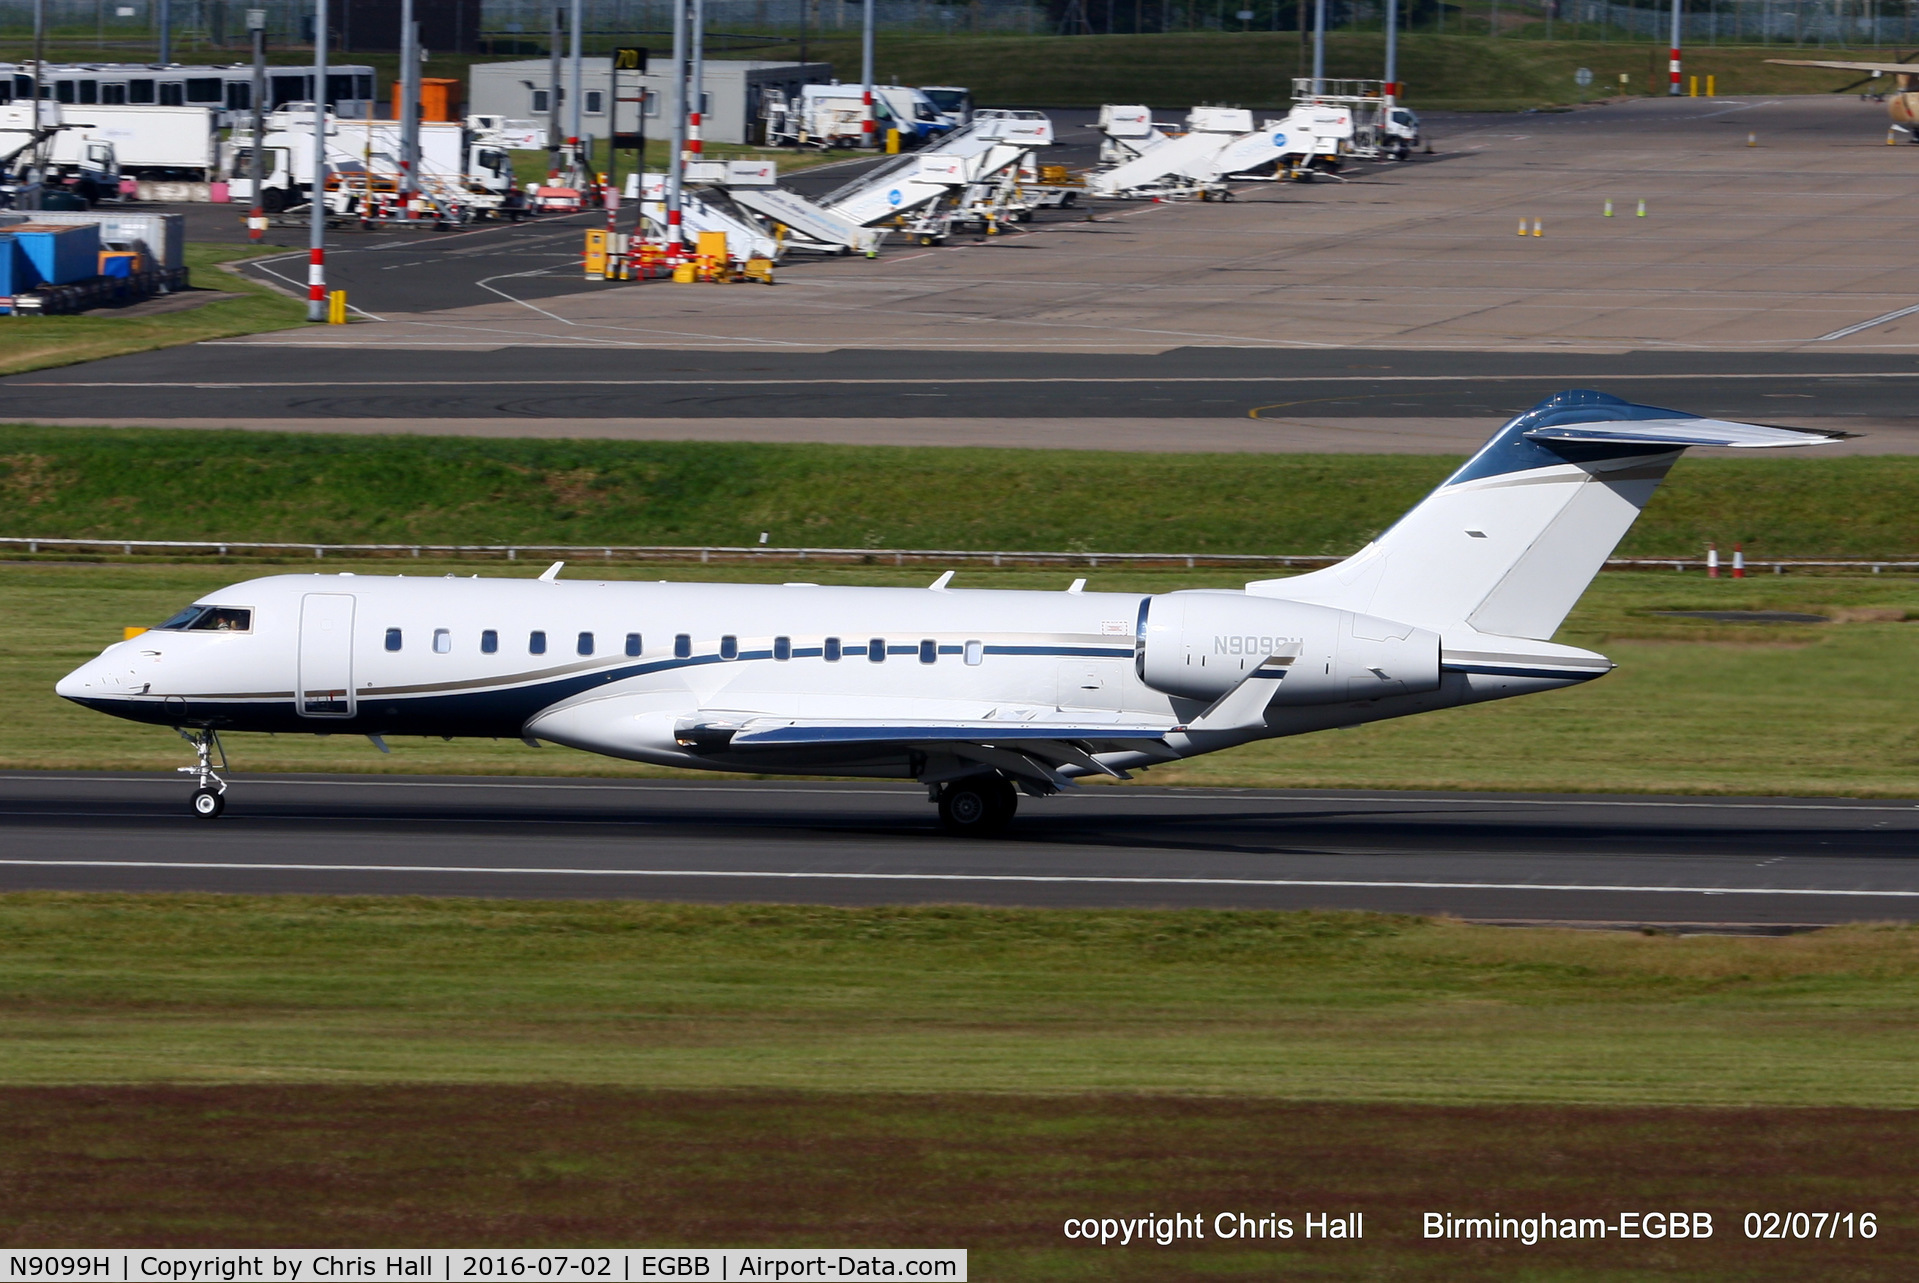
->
[5,773,1915,926]
[8,345,1918,423]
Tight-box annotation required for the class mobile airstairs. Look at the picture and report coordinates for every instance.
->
[725,111,1053,252]
[1087,104,1354,199]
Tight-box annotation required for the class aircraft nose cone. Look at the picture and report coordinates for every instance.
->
[55,660,97,701]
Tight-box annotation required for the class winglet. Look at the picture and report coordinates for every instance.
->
[539,561,565,581]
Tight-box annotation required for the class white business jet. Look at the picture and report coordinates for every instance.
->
[57,391,1843,834]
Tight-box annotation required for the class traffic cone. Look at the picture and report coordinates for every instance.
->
[1603,199,1614,217]
[1636,199,1647,217]
[1517,216,1528,236]
[1890,129,1901,146]
[1532,218,1543,237]
[1732,543,1746,578]
[1747,131,1757,146]
[1707,542,1719,578]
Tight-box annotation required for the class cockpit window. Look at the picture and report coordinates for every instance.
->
[155,605,208,630]
[187,607,252,632]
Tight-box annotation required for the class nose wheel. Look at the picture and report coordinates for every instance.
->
[176,727,230,819]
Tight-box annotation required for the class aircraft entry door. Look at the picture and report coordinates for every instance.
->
[297,593,356,718]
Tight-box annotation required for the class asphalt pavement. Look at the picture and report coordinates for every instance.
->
[8,345,1919,424]
[5,773,1916,926]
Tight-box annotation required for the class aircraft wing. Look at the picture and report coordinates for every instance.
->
[1767,57,1919,76]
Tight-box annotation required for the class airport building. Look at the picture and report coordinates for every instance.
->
[466,58,831,146]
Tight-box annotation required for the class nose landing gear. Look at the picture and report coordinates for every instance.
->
[176,728,229,819]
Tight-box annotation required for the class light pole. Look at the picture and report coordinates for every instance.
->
[666,0,687,253]
[307,0,330,323]
[569,0,583,183]
[689,0,705,161]
[248,7,266,240]
[1312,0,1326,94]
[1383,0,1398,106]
[159,0,171,65]
[547,5,563,180]
[861,0,875,146]
[399,0,419,198]
[1669,0,1683,94]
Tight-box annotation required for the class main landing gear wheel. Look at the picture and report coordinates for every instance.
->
[937,775,1017,837]
[191,788,225,819]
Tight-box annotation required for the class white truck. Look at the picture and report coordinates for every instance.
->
[764,82,951,149]
[0,102,219,199]
[226,109,515,217]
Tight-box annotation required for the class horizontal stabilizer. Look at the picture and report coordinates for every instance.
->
[728,720,1170,747]
[1524,418,1852,449]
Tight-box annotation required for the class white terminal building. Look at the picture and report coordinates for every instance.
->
[466,57,831,146]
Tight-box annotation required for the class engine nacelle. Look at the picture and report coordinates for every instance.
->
[1137,591,1441,706]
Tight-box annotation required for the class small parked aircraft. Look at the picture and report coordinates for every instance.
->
[1767,57,1919,136]
[57,391,1844,834]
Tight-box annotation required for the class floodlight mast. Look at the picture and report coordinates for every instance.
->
[248,7,266,241]
[1669,0,1683,94]
[689,0,705,161]
[399,0,419,198]
[1311,0,1326,94]
[1383,0,1398,108]
[665,0,688,254]
[569,0,583,182]
[307,0,329,323]
[546,5,563,179]
[861,0,875,146]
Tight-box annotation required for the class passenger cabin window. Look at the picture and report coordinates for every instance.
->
[128,80,155,104]
[78,80,97,104]
[185,78,222,104]
[823,637,841,662]
[433,629,451,654]
[919,640,937,664]
[227,82,251,110]
[529,630,547,655]
[54,81,73,104]
[773,636,791,661]
[964,640,984,666]
[625,633,642,657]
[674,634,691,658]
[720,635,738,660]
[158,82,184,106]
[481,630,499,654]
[869,638,886,663]
[101,83,126,104]
[577,631,594,656]
[385,628,402,652]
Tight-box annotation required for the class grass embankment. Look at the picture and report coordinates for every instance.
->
[2,896,1915,1105]
[7,431,1919,790]
[743,32,1868,110]
[0,244,304,377]
[6,427,1919,558]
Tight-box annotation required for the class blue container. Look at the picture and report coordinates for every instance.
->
[11,222,99,286]
[0,236,37,296]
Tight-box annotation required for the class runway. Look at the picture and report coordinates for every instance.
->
[5,772,1916,926]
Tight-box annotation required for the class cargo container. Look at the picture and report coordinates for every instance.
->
[0,210,184,269]
[9,222,99,285]
[0,236,36,295]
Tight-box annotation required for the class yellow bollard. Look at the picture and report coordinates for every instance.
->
[1603,199,1613,217]
[1532,218,1543,237]
[326,290,347,324]
[1707,74,1715,97]
[1689,75,1698,98]
[1636,199,1647,217]
[1748,131,1757,146]
[1517,216,1528,236]
[885,128,901,154]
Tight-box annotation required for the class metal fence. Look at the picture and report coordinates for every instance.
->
[5,536,1915,574]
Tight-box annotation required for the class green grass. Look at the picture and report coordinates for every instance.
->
[8,559,1919,793]
[1,895,1916,1106]
[738,32,1868,110]
[0,243,305,378]
[5,428,1918,559]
